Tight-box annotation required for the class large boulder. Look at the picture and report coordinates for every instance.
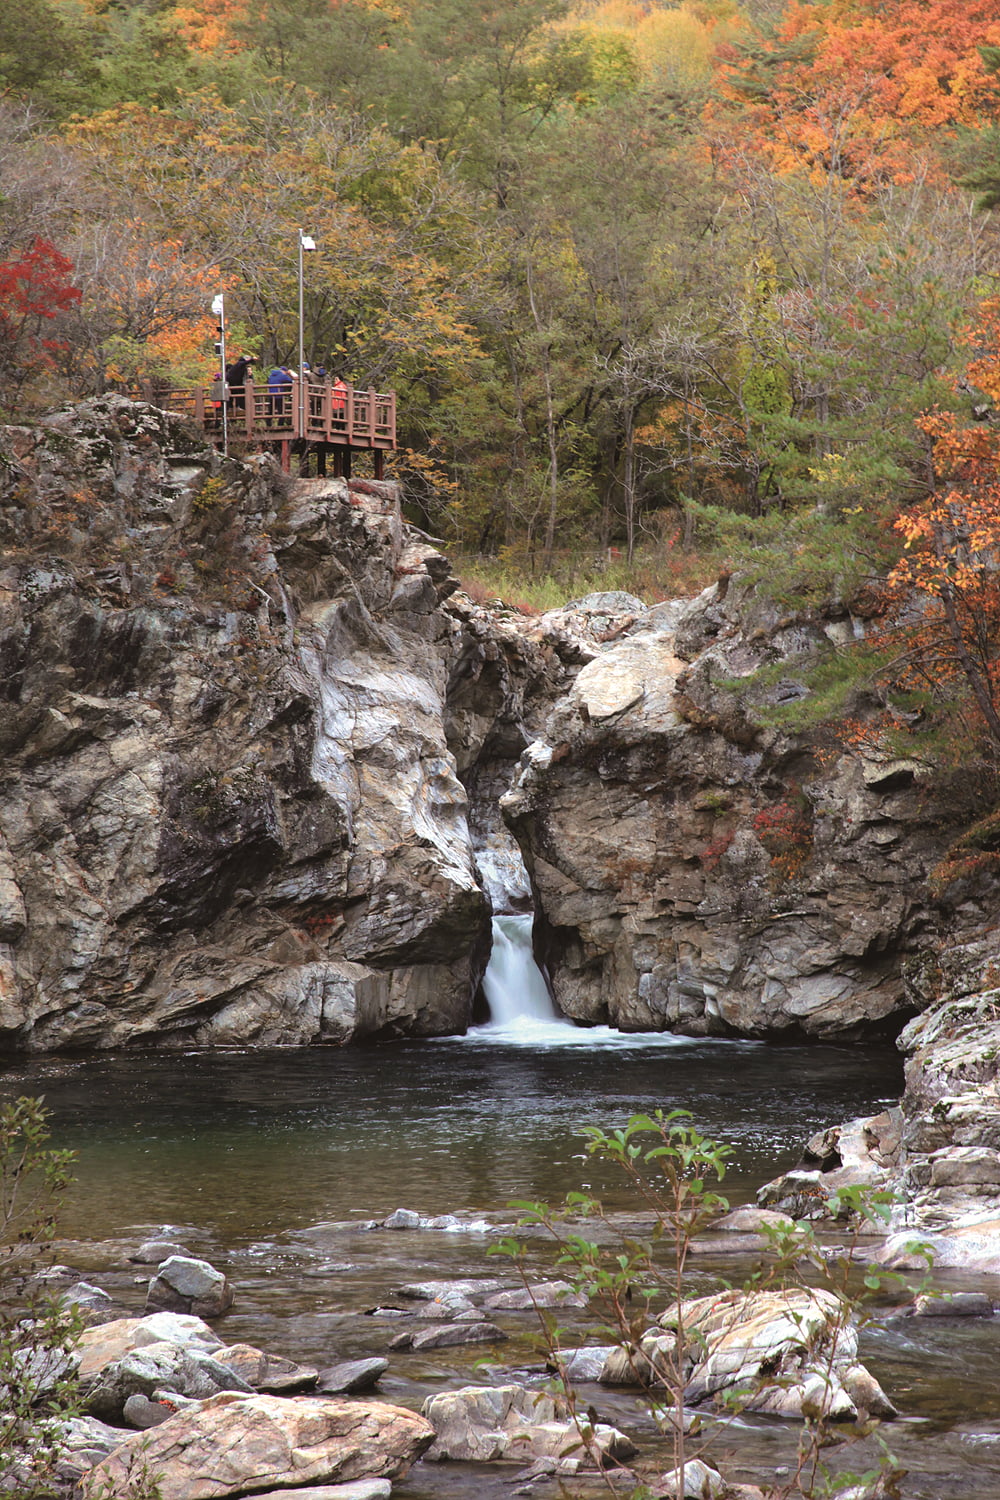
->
[776,927,1000,1264]
[658,1288,895,1421]
[76,1313,224,1385]
[0,402,582,1051]
[421,1383,636,1465]
[215,1343,318,1393]
[502,577,950,1039]
[83,1339,253,1422]
[81,1391,434,1499]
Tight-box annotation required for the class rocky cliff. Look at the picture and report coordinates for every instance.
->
[0,397,567,1050]
[0,396,983,1053]
[503,580,963,1039]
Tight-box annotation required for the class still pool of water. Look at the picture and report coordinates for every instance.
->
[0,1034,903,1239]
[3,1033,1000,1498]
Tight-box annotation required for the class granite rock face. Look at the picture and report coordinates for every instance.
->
[752,919,1000,1272]
[420,1383,636,1465]
[0,397,976,1049]
[502,580,955,1038]
[81,1391,434,1499]
[0,398,565,1051]
[662,1287,895,1421]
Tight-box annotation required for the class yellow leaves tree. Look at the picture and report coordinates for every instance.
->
[64,92,490,402]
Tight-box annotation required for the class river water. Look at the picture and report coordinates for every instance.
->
[2,1035,1000,1496]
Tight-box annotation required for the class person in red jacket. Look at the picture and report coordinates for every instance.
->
[331,375,348,430]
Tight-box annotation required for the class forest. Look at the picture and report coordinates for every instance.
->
[5,0,1000,775]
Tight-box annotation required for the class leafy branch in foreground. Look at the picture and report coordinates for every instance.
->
[0,1095,82,1498]
[495,1110,729,1487]
[493,1111,930,1500]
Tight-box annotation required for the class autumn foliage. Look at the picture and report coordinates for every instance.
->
[866,297,1000,760]
[0,0,999,587]
[716,0,1000,189]
[0,238,80,412]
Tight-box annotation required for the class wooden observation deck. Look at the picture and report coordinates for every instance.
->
[162,377,396,478]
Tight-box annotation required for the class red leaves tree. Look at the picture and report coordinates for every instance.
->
[0,237,81,414]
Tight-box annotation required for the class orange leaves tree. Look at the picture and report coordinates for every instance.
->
[64,225,229,395]
[881,296,1000,759]
[714,0,1000,191]
[64,93,490,401]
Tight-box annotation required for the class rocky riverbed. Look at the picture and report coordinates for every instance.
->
[4,1040,1000,1500]
[16,1186,1000,1500]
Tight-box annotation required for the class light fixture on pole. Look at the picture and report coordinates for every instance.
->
[297,231,317,438]
[212,292,228,455]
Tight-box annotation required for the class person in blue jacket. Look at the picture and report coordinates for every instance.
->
[267,364,292,419]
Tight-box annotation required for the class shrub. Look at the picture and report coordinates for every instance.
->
[492,1110,926,1500]
[0,1096,82,1497]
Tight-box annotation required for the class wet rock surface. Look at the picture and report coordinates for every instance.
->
[145,1254,234,1317]
[760,923,1000,1275]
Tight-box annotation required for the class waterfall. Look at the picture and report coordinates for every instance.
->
[463,835,715,1048]
[472,836,569,1035]
[481,913,560,1027]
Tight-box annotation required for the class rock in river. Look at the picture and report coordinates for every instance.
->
[316,1357,389,1393]
[421,1383,636,1465]
[81,1391,434,1499]
[661,1288,896,1421]
[215,1342,318,1393]
[146,1255,234,1318]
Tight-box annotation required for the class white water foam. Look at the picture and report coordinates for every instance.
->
[472,840,720,1049]
[462,1016,701,1048]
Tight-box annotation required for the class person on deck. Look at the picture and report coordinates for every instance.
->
[331,375,348,430]
[267,364,293,420]
[225,354,255,412]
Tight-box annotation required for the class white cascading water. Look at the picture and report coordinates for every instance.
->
[472,838,571,1039]
[481,913,560,1026]
[467,832,696,1048]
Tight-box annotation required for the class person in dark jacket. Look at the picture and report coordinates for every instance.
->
[225,354,255,411]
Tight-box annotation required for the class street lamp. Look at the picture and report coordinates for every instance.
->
[297,230,317,439]
[212,292,228,455]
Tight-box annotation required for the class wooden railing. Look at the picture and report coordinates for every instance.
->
[158,378,396,450]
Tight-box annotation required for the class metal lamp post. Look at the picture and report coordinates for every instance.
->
[212,292,227,455]
[297,230,316,439]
